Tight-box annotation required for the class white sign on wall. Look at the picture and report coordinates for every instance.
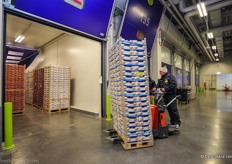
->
[217,74,232,90]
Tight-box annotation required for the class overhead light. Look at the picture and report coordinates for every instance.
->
[214,53,218,57]
[8,51,24,56]
[15,35,22,42]
[207,32,214,39]
[217,72,221,74]
[18,36,25,43]
[7,56,22,60]
[216,58,219,62]
[212,46,216,50]
[15,35,25,43]
[5,60,19,63]
[197,2,207,17]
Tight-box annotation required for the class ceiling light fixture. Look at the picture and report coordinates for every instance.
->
[207,32,214,39]
[8,51,24,56]
[15,35,25,43]
[214,53,218,57]
[5,60,19,63]
[18,36,25,43]
[216,58,219,62]
[7,56,22,60]
[15,35,22,42]
[197,2,207,17]
[212,46,216,50]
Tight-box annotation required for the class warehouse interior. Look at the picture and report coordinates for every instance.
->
[1,0,232,163]
[5,14,102,117]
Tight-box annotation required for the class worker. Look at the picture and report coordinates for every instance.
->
[152,67,181,130]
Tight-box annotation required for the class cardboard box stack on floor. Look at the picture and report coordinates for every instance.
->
[26,71,34,105]
[43,66,71,112]
[33,68,44,109]
[5,64,25,114]
[109,38,153,150]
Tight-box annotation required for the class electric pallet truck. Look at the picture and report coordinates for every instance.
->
[151,88,181,139]
[104,89,181,142]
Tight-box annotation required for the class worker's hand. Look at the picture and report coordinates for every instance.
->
[161,88,166,92]
[152,88,157,92]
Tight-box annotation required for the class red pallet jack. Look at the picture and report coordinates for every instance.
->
[151,88,181,139]
[104,89,180,143]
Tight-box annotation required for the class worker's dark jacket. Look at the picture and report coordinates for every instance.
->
[157,73,177,95]
[149,78,156,95]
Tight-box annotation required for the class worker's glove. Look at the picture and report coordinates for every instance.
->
[152,88,157,92]
[161,88,166,92]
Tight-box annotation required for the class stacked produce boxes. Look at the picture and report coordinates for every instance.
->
[108,38,153,150]
[5,64,25,114]
[25,71,34,105]
[33,68,44,109]
[43,66,70,112]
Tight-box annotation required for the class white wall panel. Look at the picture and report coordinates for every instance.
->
[161,46,171,64]
[217,74,232,90]
[174,53,182,68]
[200,55,232,86]
[37,34,101,116]
[184,59,190,71]
[38,43,58,67]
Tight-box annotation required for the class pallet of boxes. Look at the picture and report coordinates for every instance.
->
[32,68,44,109]
[43,66,71,113]
[5,64,25,114]
[25,71,34,106]
[109,37,153,150]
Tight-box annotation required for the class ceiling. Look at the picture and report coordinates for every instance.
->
[160,0,232,62]
[6,14,65,67]
[5,1,232,65]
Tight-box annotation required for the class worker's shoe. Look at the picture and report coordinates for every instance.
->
[175,124,180,130]
[168,124,176,131]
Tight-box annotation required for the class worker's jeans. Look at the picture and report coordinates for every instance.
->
[164,94,181,125]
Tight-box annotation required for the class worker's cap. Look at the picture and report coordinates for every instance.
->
[159,67,168,73]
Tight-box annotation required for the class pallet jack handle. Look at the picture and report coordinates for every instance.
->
[163,95,181,108]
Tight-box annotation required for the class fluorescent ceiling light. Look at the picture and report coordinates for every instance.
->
[15,35,22,42]
[207,32,214,39]
[201,3,207,17]
[18,36,25,43]
[15,35,25,43]
[214,53,218,57]
[7,56,22,60]
[216,58,219,62]
[5,60,19,63]
[197,4,203,17]
[8,51,24,56]
[197,2,207,17]
[212,46,216,50]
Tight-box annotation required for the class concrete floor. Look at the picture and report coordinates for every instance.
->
[1,91,232,164]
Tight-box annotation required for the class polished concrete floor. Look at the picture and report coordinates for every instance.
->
[1,91,232,164]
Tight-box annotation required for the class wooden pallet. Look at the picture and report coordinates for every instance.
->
[26,102,34,106]
[121,140,154,150]
[43,108,60,113]
[13,110,25,116]
[43,107,70,113]
[60,107,70,112]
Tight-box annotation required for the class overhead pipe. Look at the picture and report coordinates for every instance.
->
[184,1,232,61]
[179,0,222,13]
[159,0,201,62]
[168,0,209,61]
[201,24,232,35]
